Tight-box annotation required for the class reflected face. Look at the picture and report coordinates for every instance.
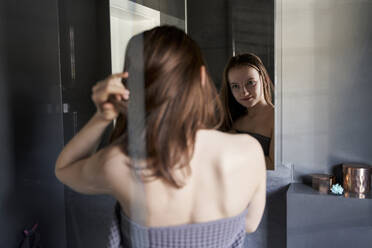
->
[228,66,264,109]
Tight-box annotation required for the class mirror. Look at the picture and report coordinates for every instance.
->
[109,0,276,170]
[226,0,275,170]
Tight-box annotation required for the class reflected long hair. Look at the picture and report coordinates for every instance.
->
[109,26,223,188]
[220,53,274,131]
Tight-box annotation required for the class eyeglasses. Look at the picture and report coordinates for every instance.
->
[230,80,257,92]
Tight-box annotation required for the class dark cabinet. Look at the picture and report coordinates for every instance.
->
[287,183,372,248]
[1,0,67,247]
[1,0,113,247]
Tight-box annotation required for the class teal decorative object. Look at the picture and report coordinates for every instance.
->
[331,184,344,195]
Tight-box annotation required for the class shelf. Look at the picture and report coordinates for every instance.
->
[287,183,372,248]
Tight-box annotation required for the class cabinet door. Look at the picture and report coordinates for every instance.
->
[59,0,112,144]
[58,1,115,247]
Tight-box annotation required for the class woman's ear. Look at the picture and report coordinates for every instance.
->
[200,66,206,87]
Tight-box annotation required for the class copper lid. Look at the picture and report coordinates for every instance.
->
[342,163,372,175]
[311,174,335,193]
[311,174,334,180]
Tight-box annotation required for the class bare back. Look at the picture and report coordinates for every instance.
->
[104,129,266,231]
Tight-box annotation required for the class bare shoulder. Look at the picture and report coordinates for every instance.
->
[200,129,265,174]
[214,129,263,154]
[220,132,266,201]
[225,132,264,172]
[266,106,275,124]
[200,129,266,210]
[97,144,130,178]
[267,106,275,134]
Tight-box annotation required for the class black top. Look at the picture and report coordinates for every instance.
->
[234,130,271,156]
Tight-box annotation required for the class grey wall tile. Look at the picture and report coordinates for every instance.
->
[188,0,228,49]
[160,12,185,30]
[160,0,185,20]
[201,47,230,89]
[129,0,160,11]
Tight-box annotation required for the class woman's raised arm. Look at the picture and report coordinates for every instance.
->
[54,73,129,194]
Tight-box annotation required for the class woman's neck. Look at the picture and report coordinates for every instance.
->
[246,100,269,118]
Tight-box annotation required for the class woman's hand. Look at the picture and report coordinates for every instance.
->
[91,72,130,122]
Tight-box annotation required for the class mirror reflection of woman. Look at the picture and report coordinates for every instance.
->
[55,27,266,247]
[220,53,274,170]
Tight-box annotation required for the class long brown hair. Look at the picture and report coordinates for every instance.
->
[110,26,223,188]
[220,53,274,131]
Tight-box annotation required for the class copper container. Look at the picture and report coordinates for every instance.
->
[343,163,371,198]
[311,174,335,193]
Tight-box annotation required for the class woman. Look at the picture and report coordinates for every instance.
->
[55,26,266,248]
[220,53,275,170]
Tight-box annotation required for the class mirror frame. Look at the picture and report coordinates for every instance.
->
[274,0,283,171]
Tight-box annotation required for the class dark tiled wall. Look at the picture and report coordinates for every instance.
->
[0,1,14,244]
[232,0,274,83]
[188,0,230,89]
